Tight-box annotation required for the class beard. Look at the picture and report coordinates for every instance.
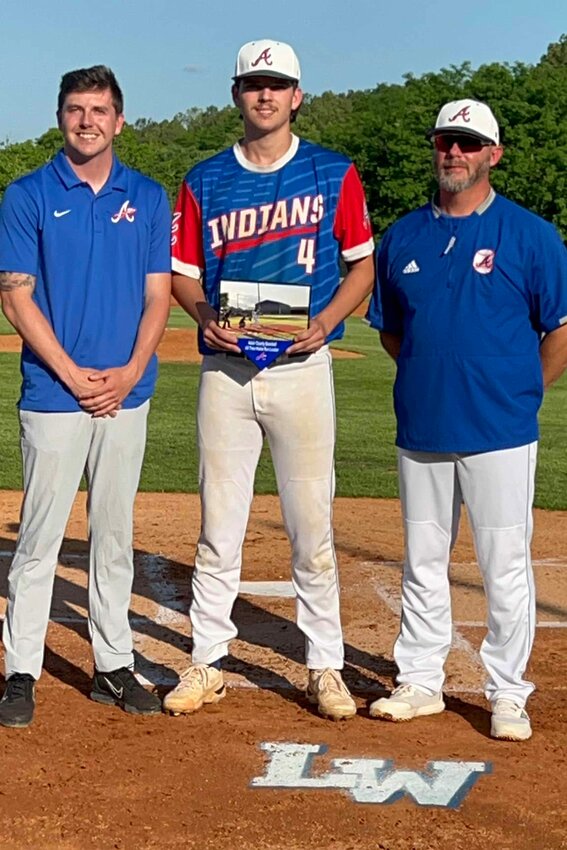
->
[436,156,492,193]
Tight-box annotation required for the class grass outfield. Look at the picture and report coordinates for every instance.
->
[0,312,14,334]
[0,317,565,509]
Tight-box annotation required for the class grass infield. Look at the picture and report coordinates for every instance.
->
[0,316,565,509]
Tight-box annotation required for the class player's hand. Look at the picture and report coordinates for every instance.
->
[287,317,328,355]
[65,366,106,400]
[78,364,137,417]
[202,318,242,353]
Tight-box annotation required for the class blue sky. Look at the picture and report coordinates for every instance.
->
[0,0,564,143]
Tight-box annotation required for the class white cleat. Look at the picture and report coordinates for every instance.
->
[306,668,357,720]
[369,683,445,722]
[163,664,225,716]
[490,699,532,741]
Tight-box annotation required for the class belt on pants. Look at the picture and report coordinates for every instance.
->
[221,351,312,363]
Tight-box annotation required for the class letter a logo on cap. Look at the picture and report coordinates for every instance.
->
[449,106,471,123]
[251,48,273,68]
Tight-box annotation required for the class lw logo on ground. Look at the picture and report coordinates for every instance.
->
[251,743,491,808]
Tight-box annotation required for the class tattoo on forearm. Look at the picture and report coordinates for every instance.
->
[0,271,36,292]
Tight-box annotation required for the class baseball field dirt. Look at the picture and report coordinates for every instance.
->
[0,491,566,850]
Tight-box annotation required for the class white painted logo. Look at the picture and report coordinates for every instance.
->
[251,743,491,808]
[473,248,495,274]
[402,260,420,274]
[53,209,71,218]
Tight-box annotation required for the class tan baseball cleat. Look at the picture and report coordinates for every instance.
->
[306,668,357,720]
[163,664,226,716]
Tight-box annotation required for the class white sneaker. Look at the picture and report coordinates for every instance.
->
[163,664,225,716]
[369,683,445,721]
[306,669,357,720]
[491,699,532,741]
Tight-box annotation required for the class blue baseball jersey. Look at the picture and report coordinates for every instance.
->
[171,135,373,353]
[0,151,171,412]
[367,192,567,453]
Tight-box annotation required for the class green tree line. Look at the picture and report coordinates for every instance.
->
[1,36,566,237]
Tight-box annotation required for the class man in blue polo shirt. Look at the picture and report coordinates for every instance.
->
[0,65,171,727]
[367,99,567,740]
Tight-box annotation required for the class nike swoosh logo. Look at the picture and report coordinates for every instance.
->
[53,209,71,218]
[103,677,124,699]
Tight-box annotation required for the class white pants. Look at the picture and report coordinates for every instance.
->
[3,403,149,680]
[395,443,537,706]
[191,349,344,670]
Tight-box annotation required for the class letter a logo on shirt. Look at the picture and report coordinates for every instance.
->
[111,200,137,223]
[473,248,495,274]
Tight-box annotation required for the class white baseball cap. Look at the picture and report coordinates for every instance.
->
[429,99,500,145]
[233,39,301,82]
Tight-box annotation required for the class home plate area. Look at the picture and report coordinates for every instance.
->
[0,491,566,849]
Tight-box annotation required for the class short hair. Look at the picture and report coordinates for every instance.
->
[57,65,124,115]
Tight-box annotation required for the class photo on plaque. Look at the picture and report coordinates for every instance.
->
[218,280,311,369]
[218,280,310,340]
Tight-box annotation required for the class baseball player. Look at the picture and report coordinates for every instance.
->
[0,66,171,727]
[163,39,374,720]
[367,99,567,740]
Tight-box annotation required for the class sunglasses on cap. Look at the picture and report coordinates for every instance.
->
[433,134,493,153]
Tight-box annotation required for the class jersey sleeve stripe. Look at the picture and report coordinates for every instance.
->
[341,237,375,262]
[172,257,202,279]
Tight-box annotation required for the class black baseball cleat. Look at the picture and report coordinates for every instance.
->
[0,673,36,728]
[91,667,161,715]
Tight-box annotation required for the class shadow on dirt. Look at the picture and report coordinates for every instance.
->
[0,528,395,711]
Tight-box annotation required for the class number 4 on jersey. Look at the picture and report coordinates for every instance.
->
[298,238,316,274]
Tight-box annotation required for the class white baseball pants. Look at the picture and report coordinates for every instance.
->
[3,403,149,680]
[395,443,538,706]
[191,348,344,670]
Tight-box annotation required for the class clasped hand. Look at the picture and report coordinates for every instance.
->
[70,365,137,418]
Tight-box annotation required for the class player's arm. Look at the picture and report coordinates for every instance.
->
[540,324,567,389]
[80,272,172,417]
[172,273,241,353]
[532,225,567,391]
[0,271,106,398]
[287,254,374,354]
[288,163,375,354]
[171,178,242,353]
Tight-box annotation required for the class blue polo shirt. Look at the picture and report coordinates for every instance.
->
[367,192,567,453]
[0,150,171,412]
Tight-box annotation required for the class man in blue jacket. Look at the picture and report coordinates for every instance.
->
[368,99,567,740]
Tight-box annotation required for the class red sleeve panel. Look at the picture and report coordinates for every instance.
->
[333,163,374,262]
[171,181,205,279]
